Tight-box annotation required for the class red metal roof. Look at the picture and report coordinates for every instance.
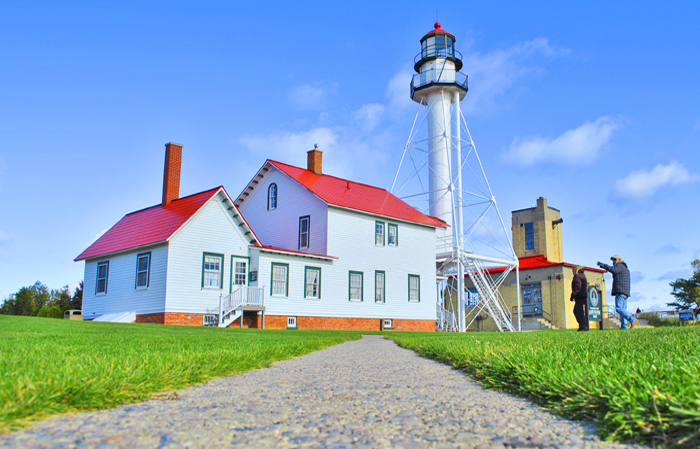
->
[258,245,338,260]
[426,22,453,36]
[267,160,447,228]
[467,255,605,276]
[75,187,222,261]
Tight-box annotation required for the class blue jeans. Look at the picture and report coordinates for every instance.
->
[615,294,636,329]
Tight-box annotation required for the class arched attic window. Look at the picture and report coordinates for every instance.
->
[268,183,277,210]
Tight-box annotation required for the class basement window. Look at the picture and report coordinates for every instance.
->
[287,316,297,328]
[203,315,219,326]
[383,319,393,329]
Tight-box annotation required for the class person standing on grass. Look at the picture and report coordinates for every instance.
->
[570,265,589,331]
[597,255,637,329]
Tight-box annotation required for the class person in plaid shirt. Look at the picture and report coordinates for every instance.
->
[597,255,637,329]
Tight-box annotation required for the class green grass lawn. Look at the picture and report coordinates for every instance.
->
[0,315,361,433]
[387,327,700,448]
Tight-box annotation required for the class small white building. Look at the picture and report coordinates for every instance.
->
[76,143,445,331]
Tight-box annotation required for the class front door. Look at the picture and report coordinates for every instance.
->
[521,282,543,316]
[231,257,248,291]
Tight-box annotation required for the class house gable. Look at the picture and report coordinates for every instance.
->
[236,165,329,255]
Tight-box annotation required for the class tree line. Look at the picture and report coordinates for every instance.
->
[0,281,83,318]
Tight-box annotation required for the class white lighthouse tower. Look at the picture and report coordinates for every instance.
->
[392,22,519,332]
[411,22,466,249]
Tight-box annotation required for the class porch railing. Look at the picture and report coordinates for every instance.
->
[219,286,265,325]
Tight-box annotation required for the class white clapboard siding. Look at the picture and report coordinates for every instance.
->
[82,243,168,320]
[165,193,251,314]
[238,166,328,255]
[258,207,437,321]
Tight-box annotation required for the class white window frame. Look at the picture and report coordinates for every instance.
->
[299,216,310,249]
[388,224,398,246]
[304,266,321,299]
[375,221,385,246]
[96,261,109,295]
[349,271,363,302]
[287,316,297,328]
[268,183,277,210]
[135,252,151,289]
[408,274,420,302]
[383,319,393,329]
[202,253,224,289]
[271,263,289,297]
[375,271,385,303]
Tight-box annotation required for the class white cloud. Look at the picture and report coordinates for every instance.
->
[503,116,623,166]
[240,128,349,176]
[386,68,415,113]
[615,161,700,200]
[657,268,691,281]
[353,103,385,132]
[287,83,337,110]
[460,38,569,115]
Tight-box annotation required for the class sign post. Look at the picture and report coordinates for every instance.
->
[588,286,602,329]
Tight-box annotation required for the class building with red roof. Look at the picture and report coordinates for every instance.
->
[77,143,442,331]
[460,197,608,331]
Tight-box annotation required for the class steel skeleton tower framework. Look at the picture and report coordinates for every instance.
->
[392,23,520,332]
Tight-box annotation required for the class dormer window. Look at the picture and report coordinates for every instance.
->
[268,183,277,210]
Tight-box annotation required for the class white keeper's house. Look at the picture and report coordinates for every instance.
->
[76,143,446,331]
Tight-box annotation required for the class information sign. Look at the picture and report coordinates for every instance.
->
[588,286,602,321]
[249,270,258,282]
[679,310,694,321]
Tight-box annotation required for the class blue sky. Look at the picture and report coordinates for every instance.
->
[1,1,698,312]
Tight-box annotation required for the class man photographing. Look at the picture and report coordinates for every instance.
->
[597,255,636,329]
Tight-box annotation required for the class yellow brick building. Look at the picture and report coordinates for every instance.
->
[463,197,607,331]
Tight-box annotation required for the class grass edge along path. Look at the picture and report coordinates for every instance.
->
[387,327,700,448]
[0,315,362,434]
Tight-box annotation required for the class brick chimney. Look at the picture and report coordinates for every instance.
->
[307,144,322,174]
[162,142,183,206]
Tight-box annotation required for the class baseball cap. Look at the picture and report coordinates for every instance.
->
[610,254,622,261]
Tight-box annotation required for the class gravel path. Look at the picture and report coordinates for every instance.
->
[1,335,645,449]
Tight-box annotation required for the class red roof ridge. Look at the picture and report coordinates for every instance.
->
[259,160,446,228]
[267,160,388,192]
[123,186,223,217]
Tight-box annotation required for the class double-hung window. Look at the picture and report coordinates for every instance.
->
[271,263,289,297]
[268,183,277,210]
[96,261,109,294]
[304,266,321,299]
[375,221,385,246]
[202,253,224,289]
[135,252,151,289]
[299,216,310,249]
[349,271,363,301]
[375,271,385,303]
[388,224,398,246]
[408,274,420,302]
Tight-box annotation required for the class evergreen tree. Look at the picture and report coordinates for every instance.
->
[667,259,700,312]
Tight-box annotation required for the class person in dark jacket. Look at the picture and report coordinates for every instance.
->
[570,265,589,331]
[597,254,636,329]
